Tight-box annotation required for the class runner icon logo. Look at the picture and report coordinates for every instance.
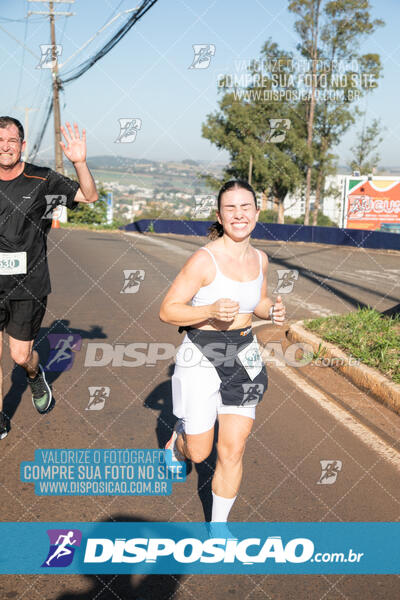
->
[193,195,215,218]
[37,44,62,69]
[44,334,82,372]
[317,460,342,485]
[189,44,216,69]
[242,383,264,406]
[347,194,372,218]
[115,118,142,143]
[121,270,145,293]
[267,119,291,143]
[43,195,67,219]
[273,269,299,294]
[42,529,82,568]
[86,386,110,411]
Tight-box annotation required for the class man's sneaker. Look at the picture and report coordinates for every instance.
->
[0,412,8,440]
[27,364,52,414]
[165,419,185,473]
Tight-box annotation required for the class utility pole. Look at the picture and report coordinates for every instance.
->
[15,106,39,161]
[27,0,75,174]
[49,1,64,174]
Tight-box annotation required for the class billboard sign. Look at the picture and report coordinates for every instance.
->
[343,177,400,230]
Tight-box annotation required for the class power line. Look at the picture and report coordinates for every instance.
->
[58,7,137,72]
[29,0,160,161]
[59,10,68,44]
[14,1,29,109]
[28,94,53,161]
[60,2,159,81]
[15,106,39,160]
[0,22,39,58]
[100,0,125,30]
[27,0,75,173]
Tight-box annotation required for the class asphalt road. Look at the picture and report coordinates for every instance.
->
[0,228,399,600]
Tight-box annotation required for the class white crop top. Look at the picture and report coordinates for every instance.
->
[191,246,264,314]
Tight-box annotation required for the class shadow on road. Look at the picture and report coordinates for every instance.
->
[382,303,400,318]
[3,319,107,424]
[266,254,399,310]
[143,364,217,522]
[54,514,183,600]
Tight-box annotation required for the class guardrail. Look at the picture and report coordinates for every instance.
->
[121,219,400,251]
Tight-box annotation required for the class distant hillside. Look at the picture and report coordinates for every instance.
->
[86,156,226,172]
[338,165,400,175]
[32,155,226,172]
[86,156,157,169]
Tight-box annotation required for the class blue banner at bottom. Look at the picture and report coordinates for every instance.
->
[0,522,398,574]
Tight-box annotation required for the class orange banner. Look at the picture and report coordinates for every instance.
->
[346,179,400,230]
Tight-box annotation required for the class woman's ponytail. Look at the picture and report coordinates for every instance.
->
[207,221,224,240]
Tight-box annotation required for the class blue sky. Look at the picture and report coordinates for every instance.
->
[0,0,399,168]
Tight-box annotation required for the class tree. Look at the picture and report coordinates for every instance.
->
[287,211,336,226]
[288,0,384,225]
[68,184,108,225]
[138,203,177,219]
[202,40,309,223]
[202,2,383,227]
[289,0,322,227]
[349,118,384,175]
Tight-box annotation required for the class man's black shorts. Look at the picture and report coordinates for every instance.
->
[0,297,47,341]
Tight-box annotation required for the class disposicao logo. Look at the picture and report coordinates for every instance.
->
[42,529,82,568]
[83,536,314,565]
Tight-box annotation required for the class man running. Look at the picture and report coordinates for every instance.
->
[0,116,98,438]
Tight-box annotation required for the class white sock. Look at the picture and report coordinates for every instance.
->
[211,491,237,522]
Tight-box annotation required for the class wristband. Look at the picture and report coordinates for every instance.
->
[269,304,275,324]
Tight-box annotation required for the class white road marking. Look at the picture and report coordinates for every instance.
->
[279,365,400,472]
[122,231,192,256]
[288,294,334,317]
[331,269,400,285]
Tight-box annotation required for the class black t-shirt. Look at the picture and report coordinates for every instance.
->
[0,162,80,300]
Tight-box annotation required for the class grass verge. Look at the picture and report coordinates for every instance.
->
[303,308,400,384]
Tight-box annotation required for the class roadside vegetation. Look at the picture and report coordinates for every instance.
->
[304,308,400,384]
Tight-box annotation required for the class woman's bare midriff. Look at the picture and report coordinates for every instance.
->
[190,313,253,331]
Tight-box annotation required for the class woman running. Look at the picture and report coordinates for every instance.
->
[159,179,285,524]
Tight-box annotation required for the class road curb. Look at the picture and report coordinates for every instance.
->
[287,320,400,416]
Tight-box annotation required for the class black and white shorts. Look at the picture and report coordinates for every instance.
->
[171,327,268,435]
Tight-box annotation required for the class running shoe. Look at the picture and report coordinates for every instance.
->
[165,419,185,473]
[27,364,52,414]
[0,412,8,440]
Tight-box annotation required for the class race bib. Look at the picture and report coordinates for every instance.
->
[0,252,27,275]
[237,335,263,381]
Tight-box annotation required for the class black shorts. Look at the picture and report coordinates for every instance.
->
[0,297,47,341]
